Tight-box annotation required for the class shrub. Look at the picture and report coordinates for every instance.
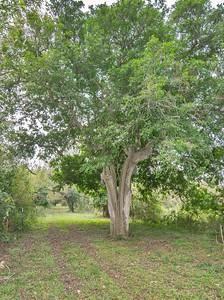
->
[10,166,36,230]
[131,186,163,223]
[0,191,15,240]
[92,194,109,217]
[34,187,49,208]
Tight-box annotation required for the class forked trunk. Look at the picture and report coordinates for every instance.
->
[101,144,152,238]
[108,180,132,237]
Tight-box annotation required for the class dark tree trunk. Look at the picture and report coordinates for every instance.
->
[102,205,110,218]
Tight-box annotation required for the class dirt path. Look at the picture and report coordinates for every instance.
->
[47,227,83,298]
[49,225,131,296]
[1,226,127,299]
[0,242,9,265]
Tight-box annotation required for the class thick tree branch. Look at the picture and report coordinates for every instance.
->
[132,142,153,163]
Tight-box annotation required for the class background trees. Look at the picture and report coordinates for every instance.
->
[51,154,108,215]
[34,186,49,208]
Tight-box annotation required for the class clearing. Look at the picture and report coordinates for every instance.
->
[0,209,223,300]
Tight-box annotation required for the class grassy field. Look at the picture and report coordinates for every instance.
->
[0,208,223,300]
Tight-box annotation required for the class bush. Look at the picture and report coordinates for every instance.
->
[92,194,108,217]
[161,185,223,229]
[10,166,37,230]
[34,187,49,208]
[131,186,163,223]
[63,188,93,213]
[0,191,15,240]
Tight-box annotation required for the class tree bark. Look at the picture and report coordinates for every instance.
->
[102,205,109,218]
[101,144,152,238]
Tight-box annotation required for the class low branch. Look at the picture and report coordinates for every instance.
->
[25,165,37,175]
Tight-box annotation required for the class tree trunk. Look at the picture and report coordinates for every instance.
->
[102,205,109,218]
[101,144,152,238]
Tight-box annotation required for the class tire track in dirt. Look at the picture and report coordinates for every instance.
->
[63,225,132,298]
[65,226,175,300]
[47,227,84,299]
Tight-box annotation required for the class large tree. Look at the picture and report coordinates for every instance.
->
[1,0,223,237]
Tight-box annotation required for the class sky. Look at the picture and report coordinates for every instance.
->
[83,0,223,9]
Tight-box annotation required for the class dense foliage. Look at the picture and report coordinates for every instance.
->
[0,151,36,240]
[34,186,49,208]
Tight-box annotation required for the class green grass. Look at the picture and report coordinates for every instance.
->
[0,208,223,300]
